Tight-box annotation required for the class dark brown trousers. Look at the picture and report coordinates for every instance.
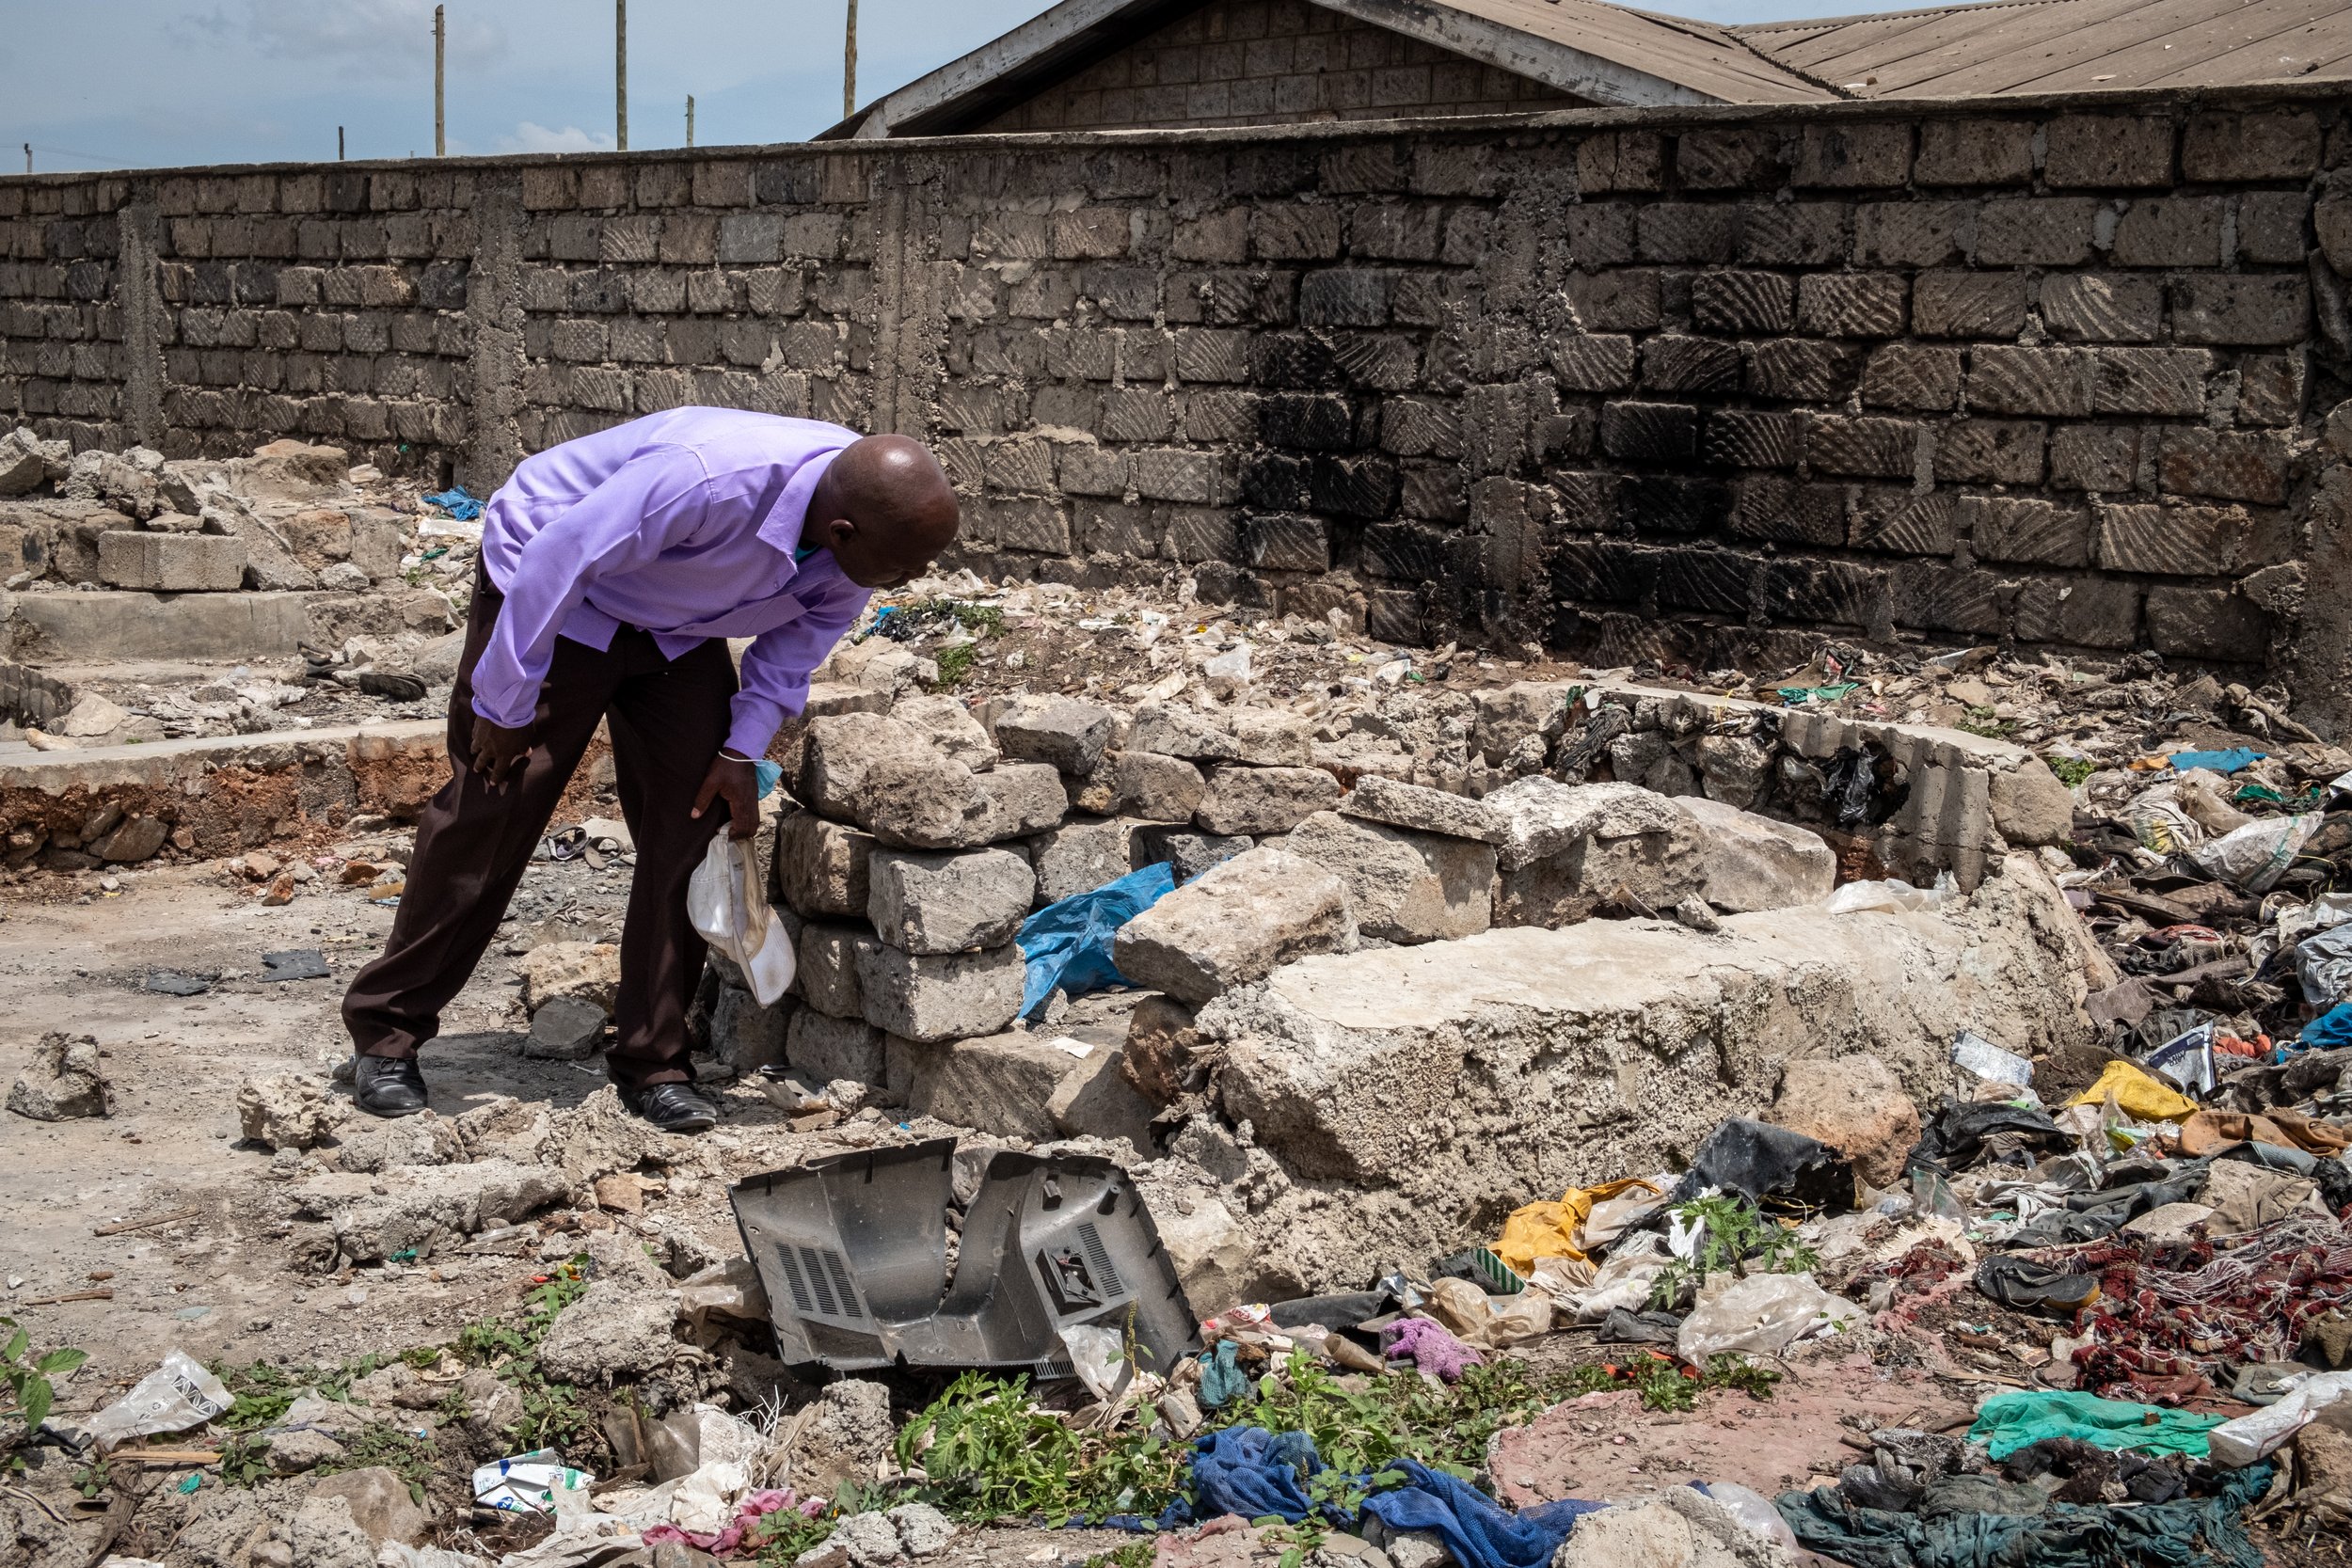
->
[342,572,735,1087]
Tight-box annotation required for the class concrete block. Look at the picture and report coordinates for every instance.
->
[776,811,875,919]
[856,942,1025,1044]
[1195,764,1343,836]
[1113,845,1355,1005]
[796,922,878,1019]
[1027,816,1140,906]
[787,1008,885,1085]
[867,847,1033,954]
[903,1030,1071,1141]
[6,590,312,661]
[97,531,246,592]
[1282,811,1495,944]
[993,694,1118,775]
[1674,797,1836,912]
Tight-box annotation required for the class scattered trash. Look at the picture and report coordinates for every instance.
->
[258,949,330,983]
[142,969,215,997]
[472,1448,595,1513]
[1967,1390,2228,1462]
[421,484,484,521]
[80,1352,231,1451]
[688,833,794,1005]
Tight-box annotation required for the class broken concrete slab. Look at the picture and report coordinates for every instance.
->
[1676,796,1837,913]
[866,847,1033,954]
[308,1466,433,1549]
[1194,764,1343,836]
[97,531,246,592]
[1128,701,1243,762]
[536,1278,687,1385]
[1104,750,1207,823]
[1046,1039,1157,1150]
[1486,777,1705,926]
[237,1071,345,1148]
[1113,845,1356,1005]
[4,588,314,661]
[297,1159,570,1264]
[1227,709,1315,767]
[1197,856,2100,1290]
[899,1031,1072,1141]
[1472,682,1573,766]
[1283,810,1495,944]
[993,694,1118,775]
[1340,772,1505,843]
[855,942,1025,1043]
[513,941,620,1015]
[891,692,998,768]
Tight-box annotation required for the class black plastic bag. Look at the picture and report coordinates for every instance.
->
[1670,1117,1855,1213]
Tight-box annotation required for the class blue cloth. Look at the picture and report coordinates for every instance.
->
[1360,1462,1602,1568]
[753,758,784,800]
[2170,748,2265,775]
[421,485,484,521]
[1015,862,1176,1019]
[1187,1427,1327,1524]
[2298,1003,2352,1053]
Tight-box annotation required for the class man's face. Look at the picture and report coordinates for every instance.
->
[818,504,957,590]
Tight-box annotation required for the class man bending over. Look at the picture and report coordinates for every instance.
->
[342,408,959,1132]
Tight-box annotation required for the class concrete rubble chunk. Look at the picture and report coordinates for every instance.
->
[795,1379,896,1494]
[1195,763,1343,835]
[1676,796,1837,912]
[887,1502,957,1559]
[1341,772,1506,843]
[1028,816,1140,906]
[266,1427,345,1474]
[237,1071,345,1148]
[993,693,1119,775]
[788,1008,886,1085]
[199,493,318,591]
[1284,811,1496,944]
[226,439,349,504]
[1472,682,1573,766]
[1199,855,2097,1287]
[1122,993,1201,1104]
[1988,756,2074,847]
[777,811,877,920]
[524,994,609,1060]
[1768,1054,1920,1191]
[288,1494,378,1568]
[867,847,1034,953]
[1128,701,1243,761]
[535,1277,686,1385]
[1113,845,1357,1004]
[306,1158,570,1263]
[900,1031,1074,1141]
[799,713,947,821]
[1486,777,1705,927]
[1133,824,1254,883]
[1554,1486,1797,1568]
[308,1466,434,1548]
[0,428,50,496]
[513,941,621,1015]
[892,692,998,768]
[1228,708,1315,766]
[6,1032,107,1120]
[1046,1039,1158,1151]
[1110,750,1206,822]
[856,942,1025,1043]
[972,763,1068,842]
[797,922,878,1018]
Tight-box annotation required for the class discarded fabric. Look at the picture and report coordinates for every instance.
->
[421,485,484,521]
[2299,1004,2352,1052]
[1966,1390,2225,1462]
[2067,1060,2198,1123]
[2169,749,2265,775]
[1493,1177,1661,1273]
[1015,861,1175,1019]
[1359,1461,1602,1568]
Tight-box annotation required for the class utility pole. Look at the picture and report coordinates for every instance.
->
[338,126,345,160]
[844,0,858,119]
[434,5,446,156]
[614,0,628,151]
[686,95,695,149]
[21,144,28,175]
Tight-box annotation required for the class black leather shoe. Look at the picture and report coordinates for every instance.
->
[352,1054,428,1117]
[620,1081,719,1134]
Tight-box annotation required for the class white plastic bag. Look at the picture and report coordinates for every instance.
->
[2209,1371,2352,1467]
[687,834,794,1006]
[82,1352,231,1451]
[1826,878,1947,914]
[1676,1271,1858,1362]
[2188,813,2319,893]
[1058,1323,1131,1402]
[472,1448,596,1514]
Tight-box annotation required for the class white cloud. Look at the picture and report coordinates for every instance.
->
[497,121,618,154]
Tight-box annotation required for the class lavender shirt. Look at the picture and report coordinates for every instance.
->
[471,408,869,760]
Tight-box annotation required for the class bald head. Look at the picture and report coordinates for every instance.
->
[805,434,961,590]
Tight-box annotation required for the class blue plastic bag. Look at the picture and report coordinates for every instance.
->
[422,485,484,522]
[2170,748,2265,775]
[1014,862,1175,1019]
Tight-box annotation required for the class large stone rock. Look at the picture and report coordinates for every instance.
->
[856,942,1025,1043]
[1283,811,1495,944]
[1128,702,1243,761]
[892,693,998,768]
[1109,751,1206,822]
[1676,796,1836,913]
[1693,733,1773,811]
[1195,764,1343,835]
[1340,773,1505,843]
[1144,1194,1259,1318]
[1047,1041,1158,1149]
[1472,682,1572,766]
[900,1031,1073,1140]
[971,763,1067,842]
[867,847,1034,954]
[1132,825,1253,883]
[800,713,950,821]
[308,1466,432,1548]
[6,1033,106,1120]
[1989,757,2074,848]
[513,942,620,1014]
[306,1159,570,1263]
[787,1009,886,1085]
[1027,816,1139,906]
[993,695,1118,775]
[1113,846,1356,1005]
[536,1278,683,1385]
[1122,993,1201,1104]
[0,428,47,496]
[238,1071,344,1148]
[287,1494,378,1568]
[524,995,608,1060]
[797,922,878,1018]
[1486,778,1704,927]
[227,439,349,504]
[706,986,788,1073]
[776,811,876,919]
[1767,1054,1920,1191]
[1227,709,1314,766]
[94,814,168,862]
[1195,855,2100,1290]
[199,494,318,591]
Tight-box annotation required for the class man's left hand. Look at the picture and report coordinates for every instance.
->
[691,752,759,840]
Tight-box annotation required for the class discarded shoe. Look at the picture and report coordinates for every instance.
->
[358,670,429,702]
[622,1080,719,1133]
[1975,1255,2100,1313]
[352,1054,428,1118]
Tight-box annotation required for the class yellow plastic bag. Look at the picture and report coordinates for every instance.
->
[2067,1060,2199,1123]
[1495,1177,1661,1275]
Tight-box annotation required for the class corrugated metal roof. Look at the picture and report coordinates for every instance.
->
[1732,0,2352,97]
[1390,0,1836,102]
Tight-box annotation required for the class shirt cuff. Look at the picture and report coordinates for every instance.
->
[724,691,793,760]
[469,683,536,730]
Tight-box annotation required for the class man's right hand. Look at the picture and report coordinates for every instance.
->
[469,716,534,786]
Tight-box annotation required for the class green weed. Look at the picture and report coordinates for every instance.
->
[216,1433,275,1489]
[453,1256,597,1453]
[2047,755,2097,788]
[930,642,978,690]
[1956,705,2013,738]
[318,1421,438,1505]
[2,1318,87,1464]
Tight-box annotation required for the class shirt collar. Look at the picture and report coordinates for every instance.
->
[755,444,848,563]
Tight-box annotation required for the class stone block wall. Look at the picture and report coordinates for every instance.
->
[976,0,1584,135]
[7,84,2352,723]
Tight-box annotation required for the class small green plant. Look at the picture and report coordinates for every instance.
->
[318,1421,437,1504]
[1084,1544,1156,1568]
[452,1256,597,1453]
[217,1432,275,1489]
[1956,705,2012,738]
[947,602,1006,637]
[72,1457,114,1499]
[749,1504,838,1564]
[929,642,978,690]
[1646,1196,1820,1311]
[2,1318,87,1465]
[2047,755,2097,788]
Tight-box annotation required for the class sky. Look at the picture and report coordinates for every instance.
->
[5,0,1899,175]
